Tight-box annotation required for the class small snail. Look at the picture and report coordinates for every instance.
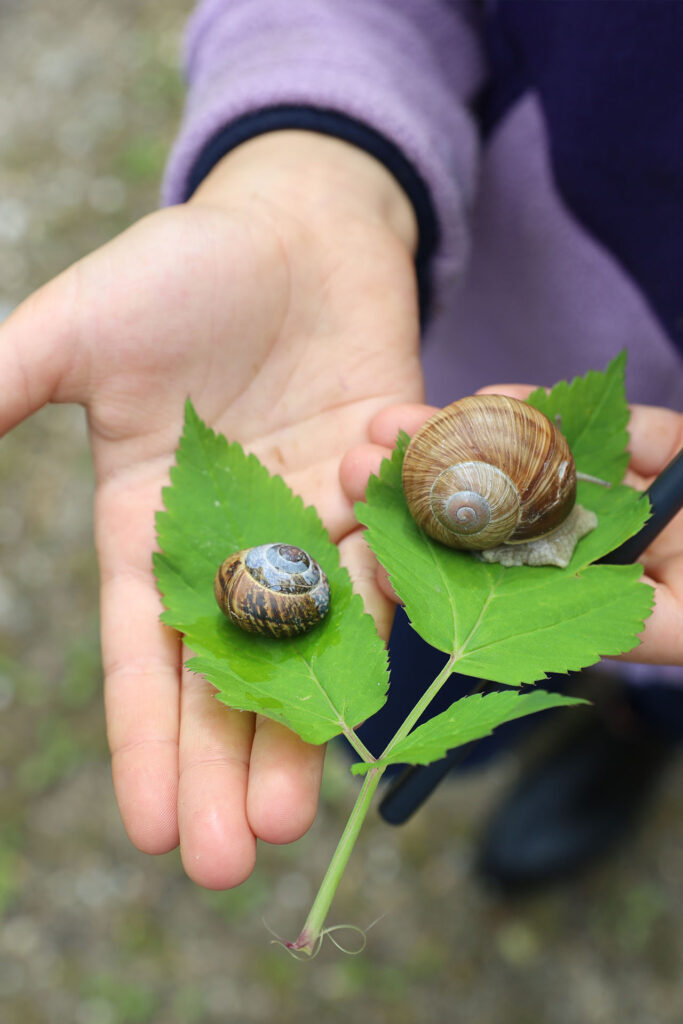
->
[214,542,330,638]
[402,395,599,568]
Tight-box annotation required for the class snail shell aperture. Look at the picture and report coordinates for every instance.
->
[214,542,330,638]
[402,395,577,552]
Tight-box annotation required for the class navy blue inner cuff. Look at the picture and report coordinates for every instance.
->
[184,106,439,326]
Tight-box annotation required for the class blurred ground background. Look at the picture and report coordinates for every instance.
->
[0,2,682,1022]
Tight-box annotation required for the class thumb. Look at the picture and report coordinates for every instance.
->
[0,263,88,435]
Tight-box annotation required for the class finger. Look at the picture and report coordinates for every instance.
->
[339,528,396,642]
[376,563,402,605]
[475,383,537,400]
[339,446,407,611]
[636,506,683,562]
[0,265,87,434]
[616,562,683,666]
[366,393,544,451]
[178,657,257,890]
[368,402,438,447]
[98,471,182,856]
[246,718,325,843]
[638,511,683,565]
[339,443,390,503]
[625,404,683,479]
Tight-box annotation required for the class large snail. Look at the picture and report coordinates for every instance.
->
[401,395,600,568]
[214,542,330,638]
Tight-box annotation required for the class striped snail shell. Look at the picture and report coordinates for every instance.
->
[401,395,577,551]
[214,543,330,638]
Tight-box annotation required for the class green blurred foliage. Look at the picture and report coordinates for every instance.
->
[117,137,169,183]
[81,972,159,1024]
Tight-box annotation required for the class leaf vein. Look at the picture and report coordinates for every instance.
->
[462,587,647,655]
[453,570,505,659]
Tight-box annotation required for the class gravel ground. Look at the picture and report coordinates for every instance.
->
[1,3,682,1023]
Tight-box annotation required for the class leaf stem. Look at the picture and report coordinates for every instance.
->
[286,654,470,952]
[379,653,458,761]
[341,726,375,764]
[286,766,385,955]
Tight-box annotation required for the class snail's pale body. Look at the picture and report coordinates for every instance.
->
[214,543,330,638]
[402,395,596,568]
[477,503,598,567]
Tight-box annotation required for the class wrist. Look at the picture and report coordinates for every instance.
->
[188,130,418,254]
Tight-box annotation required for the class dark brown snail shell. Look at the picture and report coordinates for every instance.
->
[214,543,330,638]
[402,395,577,550]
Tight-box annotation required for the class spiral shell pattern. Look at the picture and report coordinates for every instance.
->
[402,395,576,550]
[214,543,330,638]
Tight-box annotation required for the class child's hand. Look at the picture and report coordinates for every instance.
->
[0,131,422,888]
[341,387,683,667]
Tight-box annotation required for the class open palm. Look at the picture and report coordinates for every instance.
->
[0,175,421,887]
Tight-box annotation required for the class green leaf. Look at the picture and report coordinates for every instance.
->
[154,402,389,745]
[526,350,630,485]
[355,356,654,685]
[352,690,588,774]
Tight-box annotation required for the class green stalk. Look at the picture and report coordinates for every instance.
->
[287,654,461,954]
[379,652,458,761]
[341,724,376,764]
[287,765,385,955]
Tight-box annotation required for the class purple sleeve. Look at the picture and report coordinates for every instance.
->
[162,0,486,298]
